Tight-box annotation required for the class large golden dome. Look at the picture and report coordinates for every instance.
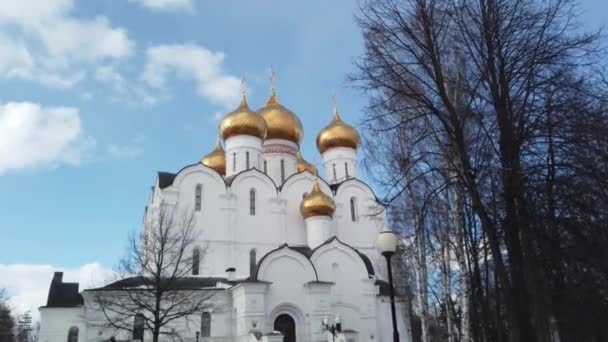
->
[316,104,360,154]
[201,136,226,175]
[258,89,303,145]
[300,177,336,219]
[220,94,267,140]
[297,151,317,175]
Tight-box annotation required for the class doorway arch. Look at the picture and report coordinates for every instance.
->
[274,314,296,342]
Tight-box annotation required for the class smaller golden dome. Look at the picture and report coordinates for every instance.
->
[316,103,360,154]
[300,177,336,219]
[201,136,226,175]
[220,93,267,140]
[258,89,303,144]
[297,151,317,175]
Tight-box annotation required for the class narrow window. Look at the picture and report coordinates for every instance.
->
[249,189,256,215]
[192,247,200,275]
[133,314,145,342]
[67,327,78,342]
[249,249,257,276]
[195,184,202,212]
[345,162,349,178]
[333,163,337,181]
[246,151,250,169]
[280,159,285,183]
[264,160,267,174]
[201,312,211,337]
[233,153,236,171]
[350,197,357,222]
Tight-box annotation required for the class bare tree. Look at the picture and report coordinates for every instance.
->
[354,0,608,341]
[93,207,213,342]
[0,289,15,342]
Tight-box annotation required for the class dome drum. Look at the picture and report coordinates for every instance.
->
[263,139,298,156]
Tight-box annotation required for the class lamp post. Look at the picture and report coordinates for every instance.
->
[322,315,342,342]
[195,331,200,342]
[377,229,400,342]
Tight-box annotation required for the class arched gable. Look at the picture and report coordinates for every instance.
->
[229,168,278,196]
[255,244,318,282]
[279,171,332,196]
[171,163,227,191]
[310,237,374,277]
[334,178,381,207]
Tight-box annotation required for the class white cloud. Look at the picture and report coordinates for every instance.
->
[0,101,92,174]
[143,44,241,108]
[0,263,114,321]
[0,0,133,88]
[130,0,194,12]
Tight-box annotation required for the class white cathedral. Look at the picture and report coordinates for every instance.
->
[38,83,412,342]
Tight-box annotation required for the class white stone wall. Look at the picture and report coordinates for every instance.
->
[39,307,84,342]
[225,136,264,176]
[304,216,332,249]
[321,147,357,184]
[262,139,298,185]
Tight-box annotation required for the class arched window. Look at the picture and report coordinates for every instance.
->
[350,197,357,222]
[233,153,237,171]
[280,159,285,183]
[133,314,145,342]
[264,160,267,174]
[249,189,256,215]
[192,247,200,275]
[249,249,257,276]
[67,326,78,342]
[344,162,349,178]
[201,312,211,337]
[195,184,202,212]
[333,163,337,181]
[246,151,250,169]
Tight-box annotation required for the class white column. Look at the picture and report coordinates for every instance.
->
[321,147,357,184]
[263,139,298,185]
[305,216,332,249]
[225,135,264,176]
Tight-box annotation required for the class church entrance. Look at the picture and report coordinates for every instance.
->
[274,314,296,342]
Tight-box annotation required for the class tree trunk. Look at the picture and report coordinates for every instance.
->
[452,180,471,342]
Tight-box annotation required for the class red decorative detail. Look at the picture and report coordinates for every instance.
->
[264,144,297,155]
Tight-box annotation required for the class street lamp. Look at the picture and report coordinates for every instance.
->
[376,229,400,342]
[322,315,342,342]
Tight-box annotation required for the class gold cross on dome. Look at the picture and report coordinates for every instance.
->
[269,66,276,93]
[240,77,246,96]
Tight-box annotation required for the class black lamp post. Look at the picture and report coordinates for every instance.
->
[195,331,200,342]
[377,229,400,342]
[322,315,342,342]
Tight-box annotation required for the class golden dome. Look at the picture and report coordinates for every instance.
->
[201,136,226,175]
[297,151,317,175]
[258,89,303,144]
[300,177,336,219]
[220,94,267,140]
[316,103,360,154]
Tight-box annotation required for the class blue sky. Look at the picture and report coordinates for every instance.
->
[0,0,606,316]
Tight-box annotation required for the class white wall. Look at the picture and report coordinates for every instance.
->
[39,307,84,342]
[262,139,298,185]
[321,147,357,184]
[225,136,264,176]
